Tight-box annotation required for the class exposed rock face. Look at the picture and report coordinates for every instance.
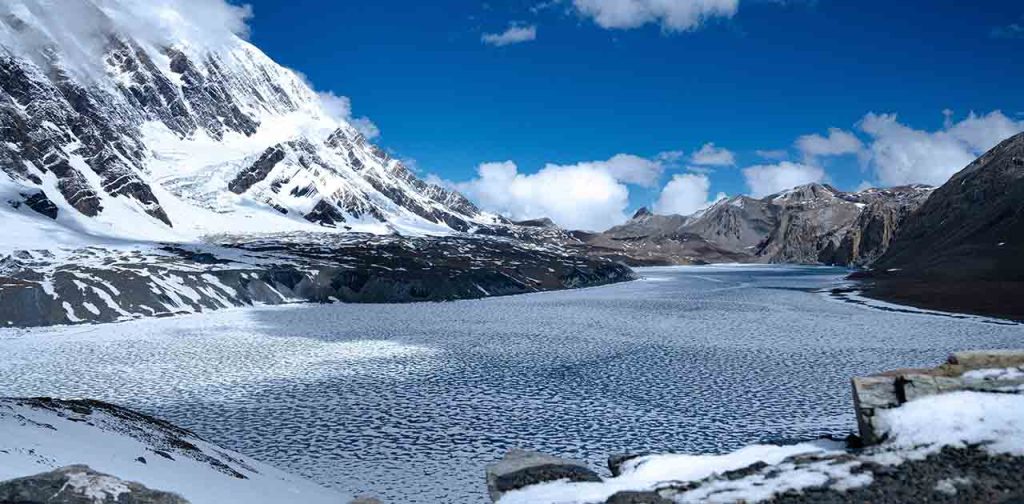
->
[586,184,932,266]
[0,465,189,504]
[485,449,602,502]
[0,233,635,327]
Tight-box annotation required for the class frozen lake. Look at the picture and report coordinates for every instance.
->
[1,265,1022,502]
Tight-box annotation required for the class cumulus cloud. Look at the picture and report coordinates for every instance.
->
[482,24,537,46]
[795,127,864,161]
[591,153,666,187]
[316,91,380,139]
[690,142,735,166]
[456,160,630,231]
[573,0,738,32]
[455,150,686,229]
[653,173,722,216]
[858,110,1024,186]
[742,161,826,197]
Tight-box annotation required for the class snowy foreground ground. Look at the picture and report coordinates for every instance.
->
[499,391,1024,503]
[0,398,349,504]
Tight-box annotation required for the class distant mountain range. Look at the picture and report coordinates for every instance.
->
[581,183,933,267]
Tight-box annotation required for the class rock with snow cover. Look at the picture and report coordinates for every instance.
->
[0,465,189,504]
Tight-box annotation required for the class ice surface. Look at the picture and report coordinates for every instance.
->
[1,265,1022,502]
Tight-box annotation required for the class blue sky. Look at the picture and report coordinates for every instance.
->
[242,0,1024,229]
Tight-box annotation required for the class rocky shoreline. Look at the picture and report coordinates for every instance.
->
[846,271,1024,323]
[485,351,1024,503]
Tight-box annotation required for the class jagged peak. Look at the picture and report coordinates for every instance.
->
[631,207,652,219]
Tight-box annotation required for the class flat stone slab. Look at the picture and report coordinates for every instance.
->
[486,449,602,502]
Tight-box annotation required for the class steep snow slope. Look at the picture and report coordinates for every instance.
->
[0,397,349,504]
[0,0,496,249]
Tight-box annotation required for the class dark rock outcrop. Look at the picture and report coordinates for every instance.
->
[0,233,635,327]
[485,449,602,502]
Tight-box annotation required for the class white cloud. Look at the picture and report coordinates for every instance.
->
[573,0,738,32]
[591,153,665,187]
[858,110,1024,186]
[482,24,537,46]
[795,127,864,161]
[690,142,735,166]
[317,91,380,139]
[653,173,720,216]
[456,160,630,231]
[742,161,826,197]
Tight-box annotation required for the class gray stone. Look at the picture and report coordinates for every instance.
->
[485,449,602,502]
[608,453,648,477]
[348,496,384,504]
[0,465,189,503]
[605,490,673,503]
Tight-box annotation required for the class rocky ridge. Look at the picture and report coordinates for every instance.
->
[0,232,634,327]
[587,184,932,267]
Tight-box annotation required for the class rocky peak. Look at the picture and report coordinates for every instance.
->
[631,207,652,220]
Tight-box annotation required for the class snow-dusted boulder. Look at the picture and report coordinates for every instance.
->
[0,465,188,504]
[852,350,1024,444]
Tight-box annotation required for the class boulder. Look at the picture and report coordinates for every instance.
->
[485,449,602,502]
[0,465,189,503]
[852,351,1024,444]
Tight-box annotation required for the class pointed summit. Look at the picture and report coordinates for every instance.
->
[631,207,653,220]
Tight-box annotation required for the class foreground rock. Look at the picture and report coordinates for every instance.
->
[486,449,602,502]
[0,232,635,327]
[488,351,1024,503]
[0,465,189,504]
[852,350,1024,444]
[0,397,349,504]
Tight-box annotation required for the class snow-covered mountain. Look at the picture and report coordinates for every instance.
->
[0,0,497,251]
